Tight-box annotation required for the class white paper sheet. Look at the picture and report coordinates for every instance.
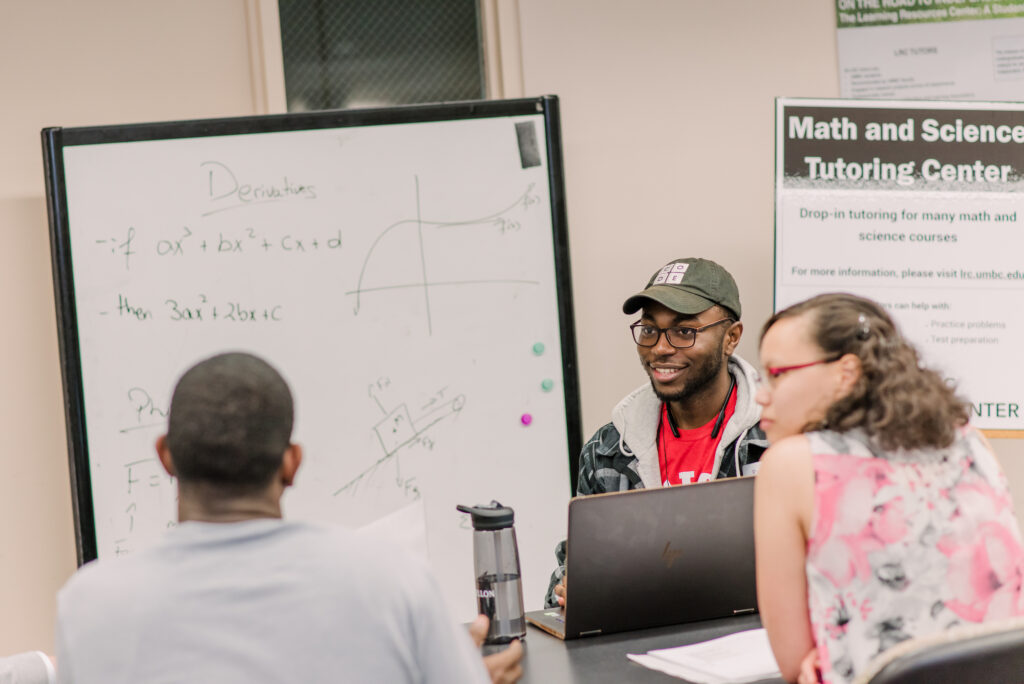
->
[357,498,429,564]
[628,628,780,683]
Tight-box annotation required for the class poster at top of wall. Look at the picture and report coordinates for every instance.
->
[837,0,1024,100]
[775,97,1024,434]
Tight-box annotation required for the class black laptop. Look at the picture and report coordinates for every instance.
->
[526,476,757,639]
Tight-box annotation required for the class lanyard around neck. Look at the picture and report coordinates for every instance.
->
[664,374,736,439]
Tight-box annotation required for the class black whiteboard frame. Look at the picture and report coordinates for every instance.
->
[41,95,582,565]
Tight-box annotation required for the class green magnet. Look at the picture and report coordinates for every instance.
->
[541,379,554,392]
[532,342,545,356]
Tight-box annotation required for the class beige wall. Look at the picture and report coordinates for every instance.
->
[516,0,841,428]
[5,0,1024,655]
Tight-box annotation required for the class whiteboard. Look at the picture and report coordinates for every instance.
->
[43,97,580,620]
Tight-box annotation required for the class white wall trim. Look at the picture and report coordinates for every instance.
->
[245,0,287,114]
[480,0,524,99]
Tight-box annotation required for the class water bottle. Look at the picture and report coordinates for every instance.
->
[456,500,526,644]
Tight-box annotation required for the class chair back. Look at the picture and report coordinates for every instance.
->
[855,617,1024,684]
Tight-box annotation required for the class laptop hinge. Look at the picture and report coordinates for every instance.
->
[579,629,603,636]
[732,608,756,615]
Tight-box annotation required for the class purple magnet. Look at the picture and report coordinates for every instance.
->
[520,413,533,426]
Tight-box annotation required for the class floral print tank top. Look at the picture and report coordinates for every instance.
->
[805,428,1024,684]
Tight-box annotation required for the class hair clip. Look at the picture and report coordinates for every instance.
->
[857,313,870,340]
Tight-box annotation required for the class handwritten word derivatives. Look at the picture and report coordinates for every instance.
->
[201,160,317,216]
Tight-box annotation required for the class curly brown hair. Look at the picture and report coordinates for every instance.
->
[760,293,969,451]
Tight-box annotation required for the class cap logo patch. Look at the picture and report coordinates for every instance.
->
[665,263,689,284]
[653,263,689,285]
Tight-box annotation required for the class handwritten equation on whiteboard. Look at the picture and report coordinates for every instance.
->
[90,164,537,273]
[88,168,542,339]
[94,224,343,272]
[110,387,177,555]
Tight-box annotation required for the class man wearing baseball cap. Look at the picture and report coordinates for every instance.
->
[545,257,767,607]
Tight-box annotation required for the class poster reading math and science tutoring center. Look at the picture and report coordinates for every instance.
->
[775,98,1024,434]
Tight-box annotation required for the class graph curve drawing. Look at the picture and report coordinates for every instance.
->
[347,176,543,334]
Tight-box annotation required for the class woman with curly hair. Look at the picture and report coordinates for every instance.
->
[754,293,1024,684]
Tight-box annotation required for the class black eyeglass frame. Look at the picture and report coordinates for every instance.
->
[629,317,735,349]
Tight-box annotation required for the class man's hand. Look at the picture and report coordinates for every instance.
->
[483,640,523,684]
[553,572,567,607]
[469,615,524,684]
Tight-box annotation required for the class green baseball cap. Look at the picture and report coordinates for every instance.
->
[622,257,741,319]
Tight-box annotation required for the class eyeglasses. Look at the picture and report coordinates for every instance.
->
[758,355,841,388]
[630,318,733,349]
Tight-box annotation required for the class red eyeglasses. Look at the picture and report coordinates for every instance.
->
[760,355,841,387]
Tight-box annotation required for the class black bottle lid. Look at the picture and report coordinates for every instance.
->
[456,500,515,530]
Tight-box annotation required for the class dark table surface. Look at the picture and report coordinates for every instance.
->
[517,614,786,683]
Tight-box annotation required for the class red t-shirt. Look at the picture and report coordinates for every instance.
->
[657,386,737,486]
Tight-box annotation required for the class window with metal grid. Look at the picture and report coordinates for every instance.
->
[278,0,485,111]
